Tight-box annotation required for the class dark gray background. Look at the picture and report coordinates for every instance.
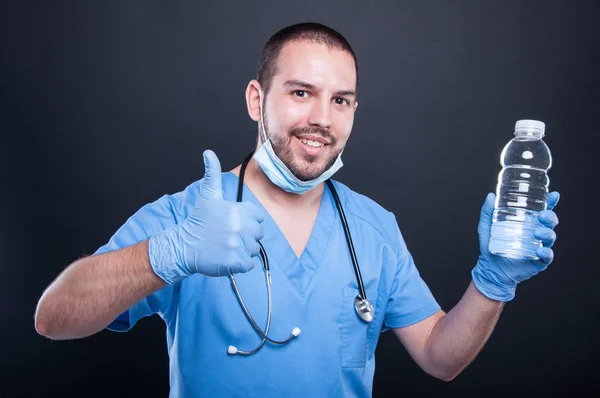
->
[2,0,599,396]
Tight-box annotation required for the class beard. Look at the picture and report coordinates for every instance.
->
[261,114,343,182]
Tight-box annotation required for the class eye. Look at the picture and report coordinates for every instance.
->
[292,90,308,98]
[334,97,349,106]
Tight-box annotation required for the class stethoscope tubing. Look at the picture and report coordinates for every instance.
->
[228,150,371,355]
[325,179,368,302]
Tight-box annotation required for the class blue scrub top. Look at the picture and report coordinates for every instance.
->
[95,172,440,397]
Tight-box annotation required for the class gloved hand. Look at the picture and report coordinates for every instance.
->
[148,150,266,284]
[471,191,560,301]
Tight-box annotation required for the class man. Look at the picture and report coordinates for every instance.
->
[34,22,560,397]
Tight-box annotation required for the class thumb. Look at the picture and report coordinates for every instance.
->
[200,149,223,200]
[477,192,496,254]
[478,192,496,233]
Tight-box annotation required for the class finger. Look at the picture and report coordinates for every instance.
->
[244,216,265,241]
[547,191,560,211]
[231,204,264,240]
[534,226,557,248]
[217,259,251,277]
[240,228,260,257]
[216,264,231,277]
[219,244,254,275]
[225,230,257,264]
[535,247,554,265]
[538,210,559,229]
[240,201,267,223]
[234,245,255,273]
[228,204,245,233]
[200,149,223,201]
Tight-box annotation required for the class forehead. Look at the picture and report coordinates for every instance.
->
[273,40,357,89]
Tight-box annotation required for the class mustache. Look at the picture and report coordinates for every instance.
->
[289,126,335,145]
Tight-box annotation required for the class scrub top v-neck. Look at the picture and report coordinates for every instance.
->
[231,171,337,299]
[98,171,441,398]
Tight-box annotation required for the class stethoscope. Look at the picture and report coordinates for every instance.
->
[227,151,374,356]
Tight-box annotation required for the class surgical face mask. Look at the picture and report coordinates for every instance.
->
[253,89,344,194]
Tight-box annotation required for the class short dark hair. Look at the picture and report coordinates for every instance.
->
[257,22,358,97]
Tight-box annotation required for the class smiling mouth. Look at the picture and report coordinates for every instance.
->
[299,138,325,148]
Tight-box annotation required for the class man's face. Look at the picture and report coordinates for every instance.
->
[260,40,358,181]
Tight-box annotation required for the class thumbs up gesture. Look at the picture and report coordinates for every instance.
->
[149,150,266,284]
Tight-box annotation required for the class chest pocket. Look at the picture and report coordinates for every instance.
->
[340,286,385,368]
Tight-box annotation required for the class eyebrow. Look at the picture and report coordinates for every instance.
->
[283,79,356,98]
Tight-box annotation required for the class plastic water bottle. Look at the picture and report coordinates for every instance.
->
[488,119,552,260]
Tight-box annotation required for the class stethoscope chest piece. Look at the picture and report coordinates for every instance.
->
[354,296,374,323]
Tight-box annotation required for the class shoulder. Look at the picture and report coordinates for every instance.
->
[329,179,402,252]
[94,178,205,255]
[132,179,202,222]
[143,171,249,219]
[95,173,244,256]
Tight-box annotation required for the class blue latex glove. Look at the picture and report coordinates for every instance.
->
[471,191,560,301]
[148,150,266,284]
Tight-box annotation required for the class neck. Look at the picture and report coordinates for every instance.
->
[230,156,324,209]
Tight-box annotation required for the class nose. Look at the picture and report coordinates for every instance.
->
[307,97,332,129]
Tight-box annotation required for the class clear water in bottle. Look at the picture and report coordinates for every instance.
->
[488,119,552,260]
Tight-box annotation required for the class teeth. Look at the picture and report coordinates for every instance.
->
[300,138,324,148]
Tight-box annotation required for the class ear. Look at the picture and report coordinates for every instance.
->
[246,80,262,122]
[353,100,358,113]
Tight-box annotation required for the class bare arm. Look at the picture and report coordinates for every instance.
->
[393,281,504,381]
[34,240,166,340]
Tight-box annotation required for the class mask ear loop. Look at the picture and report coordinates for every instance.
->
[258,88,269,144]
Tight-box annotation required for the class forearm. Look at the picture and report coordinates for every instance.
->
[34,240,166,340]
[425,281,504,380]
